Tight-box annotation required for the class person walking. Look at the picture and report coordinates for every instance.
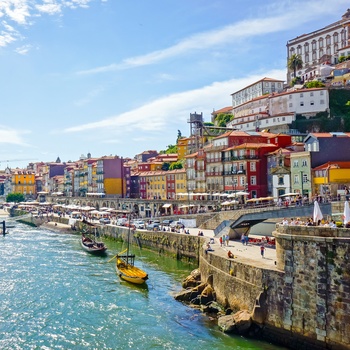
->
[244,235,249,245]
[226,234,230,246]
[219,236,223,247]
[222,234,226,246]
[260,244,265,258]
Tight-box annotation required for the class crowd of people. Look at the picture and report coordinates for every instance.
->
[280,217,338,227]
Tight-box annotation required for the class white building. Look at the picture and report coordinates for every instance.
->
[231,77,284,108]
[268,87,329,117]
[227,87,329,132]
[286,9,350,82]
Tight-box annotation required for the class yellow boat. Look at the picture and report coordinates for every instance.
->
[116,249,148,285]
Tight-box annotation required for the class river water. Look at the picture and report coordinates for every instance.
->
[0,222,286,350]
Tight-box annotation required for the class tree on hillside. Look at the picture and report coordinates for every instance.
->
[161,162,170,171]
[215,113,233,127]
[159,144,178,154]
[169,161,183,170]
[288,54,303,80]
[177,130,182,141]
[305,81,325,88]
[6,193,25,203]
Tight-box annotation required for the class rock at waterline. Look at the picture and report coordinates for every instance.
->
[218,310,252,335]
[182,269,201,289]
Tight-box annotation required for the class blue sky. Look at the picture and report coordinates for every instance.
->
[0,0,348,169]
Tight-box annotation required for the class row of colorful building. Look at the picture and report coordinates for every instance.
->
[1,130,350,202]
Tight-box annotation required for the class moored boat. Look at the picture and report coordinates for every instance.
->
[115,248,148,284]
[81,234,107,255]
[109,213,148,284]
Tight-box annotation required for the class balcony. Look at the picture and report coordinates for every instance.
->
[206,158,223,163]
[206,171,223,176]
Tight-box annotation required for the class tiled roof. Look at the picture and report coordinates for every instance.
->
[232,143,277,149]
[313,161,350,170]
[211,106,233,115]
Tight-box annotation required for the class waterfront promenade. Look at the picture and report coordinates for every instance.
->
[40,216,278,270]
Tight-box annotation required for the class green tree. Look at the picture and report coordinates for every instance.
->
[6,193,25,203]
[160,144,178,154]
[215,113,233,127]
[177,130,182,141]
[339,55,346,63]
[305,81,325,88]
[288,54,303,80]
[161,162,170,171]
[169,161,183,170]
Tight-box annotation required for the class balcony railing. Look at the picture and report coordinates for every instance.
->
[206,158,223,163]
[206,171,223,176]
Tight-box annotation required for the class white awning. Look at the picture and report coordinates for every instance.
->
[162,203,172,208]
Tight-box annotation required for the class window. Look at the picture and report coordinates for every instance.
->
[320,99,324,104]
[250,176,256,185]
[303,173,308,183]
[289,94,292,99]
[289,103,293,108]
[302,159,307,167]
[293,160,299,167]
[250,162,256,171]
[310,101,314,105]
[320,90,324,95]
[310,92,314,97]
[278,177,284,185]
[294,174,299,184]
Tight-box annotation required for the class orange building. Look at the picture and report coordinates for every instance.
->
[12,170,36,197]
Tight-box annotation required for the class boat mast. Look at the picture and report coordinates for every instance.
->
[126,211,131,264]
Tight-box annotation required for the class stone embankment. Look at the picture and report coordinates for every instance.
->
[175,223,350,350]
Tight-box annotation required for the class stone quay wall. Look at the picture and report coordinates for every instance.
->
[92,223,205,262]
[199,225,350,350]
[272,225,350,350]
[14,212,205,262]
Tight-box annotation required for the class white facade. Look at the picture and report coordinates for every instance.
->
[268,88,329,117]
[227,87,329,132]
[231,78,284,108]
[232,95,269,119]
[287,9,350,82]
[271,174,291,198]
[228,113,295,132]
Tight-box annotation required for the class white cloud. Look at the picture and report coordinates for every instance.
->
[15,43,32,54]
[78,0,350,75]
[35,3,62,15]
[64,68,286,134]
[0,0,96,47]
[0,126,30,145]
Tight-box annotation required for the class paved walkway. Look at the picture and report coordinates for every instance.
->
[183,227,278,270]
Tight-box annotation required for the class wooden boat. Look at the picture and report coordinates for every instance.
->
[115,248,148,284]
[81,233,107,255]
[110,214,148,284]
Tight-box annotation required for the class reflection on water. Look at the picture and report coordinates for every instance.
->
[0,222,286,350]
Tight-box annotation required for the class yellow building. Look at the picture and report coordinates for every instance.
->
[177,137,189,160]
[313,161,350,198]
[144,171,167,200]
[174,168,187,200]
[149,162,163,171]
[12,170,36,196]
